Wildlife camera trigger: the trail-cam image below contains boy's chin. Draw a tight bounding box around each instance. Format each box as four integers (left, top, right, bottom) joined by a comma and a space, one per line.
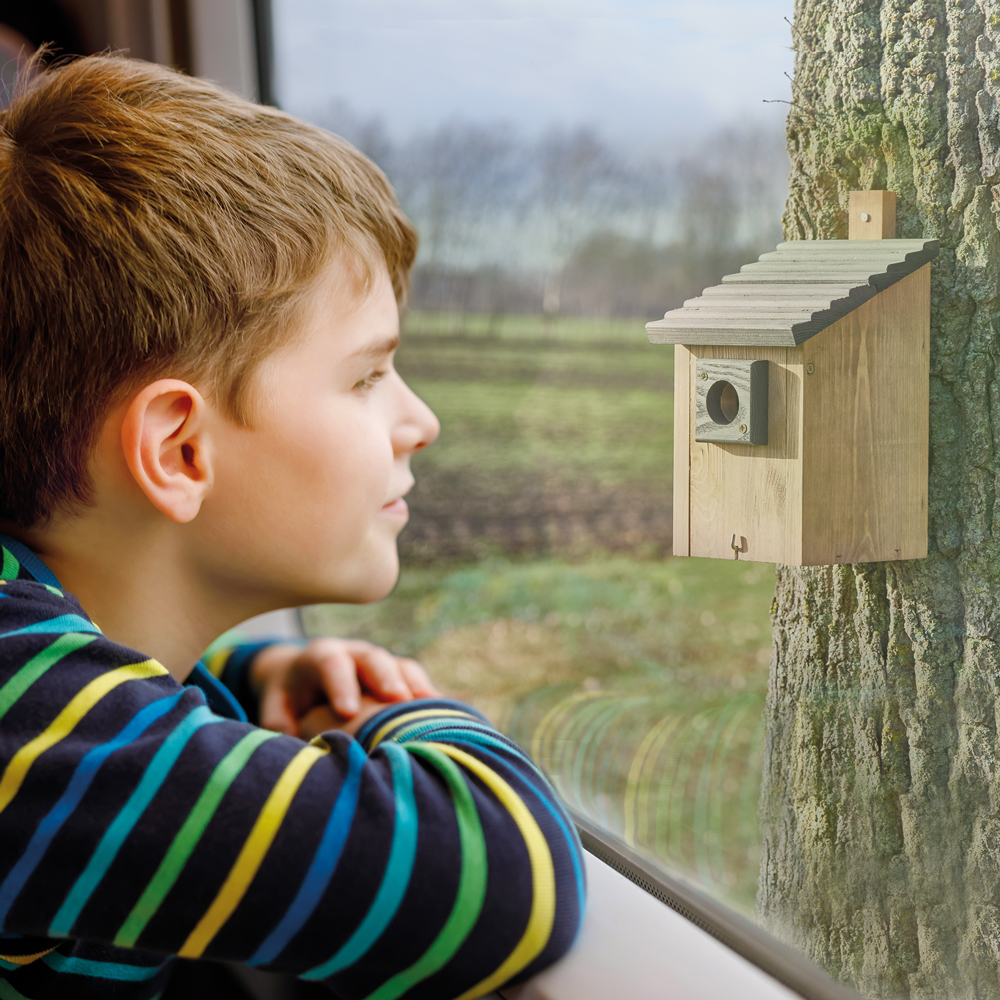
316, 555, 400, 606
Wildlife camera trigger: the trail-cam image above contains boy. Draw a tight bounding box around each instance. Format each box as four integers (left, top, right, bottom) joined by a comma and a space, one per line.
0, 54, 585, 999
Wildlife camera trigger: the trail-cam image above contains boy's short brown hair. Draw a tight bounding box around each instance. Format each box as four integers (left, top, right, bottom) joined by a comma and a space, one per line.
0, 54, 417, 527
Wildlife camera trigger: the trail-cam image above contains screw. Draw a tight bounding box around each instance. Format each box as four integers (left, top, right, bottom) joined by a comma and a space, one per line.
739, 423, 747, 433
806, 363, 815, 374
861, 212, 870, 222
700, 371, 708, 380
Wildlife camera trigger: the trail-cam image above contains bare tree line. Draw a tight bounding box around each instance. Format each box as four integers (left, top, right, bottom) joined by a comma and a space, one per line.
312, 102, 788, 319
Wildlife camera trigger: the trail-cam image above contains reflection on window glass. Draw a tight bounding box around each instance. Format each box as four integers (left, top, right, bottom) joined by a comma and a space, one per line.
277, 0, 791, 947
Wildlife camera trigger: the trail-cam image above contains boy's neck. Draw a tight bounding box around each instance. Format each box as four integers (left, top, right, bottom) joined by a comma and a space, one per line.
5, 516, 269, 682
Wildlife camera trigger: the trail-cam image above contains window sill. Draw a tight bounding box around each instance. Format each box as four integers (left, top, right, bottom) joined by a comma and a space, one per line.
501, 849, 801, 1000
502, 817, 860, 1000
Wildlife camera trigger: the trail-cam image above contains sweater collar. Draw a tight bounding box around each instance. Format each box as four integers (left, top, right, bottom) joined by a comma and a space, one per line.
0, 533, 247, 720
0, 533, 62, 589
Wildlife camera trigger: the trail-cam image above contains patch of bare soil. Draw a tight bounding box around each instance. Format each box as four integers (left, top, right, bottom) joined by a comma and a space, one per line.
401, 471, 671, 563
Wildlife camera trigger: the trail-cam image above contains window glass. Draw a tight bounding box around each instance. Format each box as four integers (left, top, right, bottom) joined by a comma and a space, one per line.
276, 0, 789, 927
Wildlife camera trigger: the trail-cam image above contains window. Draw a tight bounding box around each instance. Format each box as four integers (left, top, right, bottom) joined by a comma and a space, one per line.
275, 0, 796, 962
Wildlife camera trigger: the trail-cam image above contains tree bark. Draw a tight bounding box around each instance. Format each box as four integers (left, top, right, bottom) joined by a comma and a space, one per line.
758, 3, 1000, 998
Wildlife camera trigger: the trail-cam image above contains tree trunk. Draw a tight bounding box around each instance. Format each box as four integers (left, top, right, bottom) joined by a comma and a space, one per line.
758, 3, 1000, 998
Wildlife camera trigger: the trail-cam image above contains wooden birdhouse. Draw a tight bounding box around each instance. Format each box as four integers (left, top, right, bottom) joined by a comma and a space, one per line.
649, 191, 937, 565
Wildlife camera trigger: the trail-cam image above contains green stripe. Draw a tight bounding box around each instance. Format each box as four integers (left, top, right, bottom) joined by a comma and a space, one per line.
114, 728, 279, 947
0, 977, 31, 1000
0, 549, 19, 582
0, 634, 98, 723
365, 744, 487, 1000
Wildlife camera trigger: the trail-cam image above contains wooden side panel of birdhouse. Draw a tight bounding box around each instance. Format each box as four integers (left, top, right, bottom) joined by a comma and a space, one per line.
683, 344, 804, 564
673, 345, 692, 556
799, 265, 929, 565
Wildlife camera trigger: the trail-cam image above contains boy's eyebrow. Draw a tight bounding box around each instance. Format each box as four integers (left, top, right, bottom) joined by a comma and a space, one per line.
349, 334, 400, 362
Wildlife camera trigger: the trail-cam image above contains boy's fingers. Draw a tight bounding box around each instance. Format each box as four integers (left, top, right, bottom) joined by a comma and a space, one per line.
347, 642, 412, 701
298, 704, 340, 741
308, 644, 363, 717
258, 684, 298, 736
398, 657, 440, 697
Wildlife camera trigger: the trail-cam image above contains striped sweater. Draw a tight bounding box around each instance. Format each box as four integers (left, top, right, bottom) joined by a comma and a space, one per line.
0, 535, 585, 999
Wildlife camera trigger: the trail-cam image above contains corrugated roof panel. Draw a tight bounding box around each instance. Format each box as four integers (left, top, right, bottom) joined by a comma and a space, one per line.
646, 238, 939, 346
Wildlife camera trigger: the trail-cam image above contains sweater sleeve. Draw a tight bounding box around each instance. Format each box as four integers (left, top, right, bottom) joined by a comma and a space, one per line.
203, 638, 301, 725
0, 587, 586, 998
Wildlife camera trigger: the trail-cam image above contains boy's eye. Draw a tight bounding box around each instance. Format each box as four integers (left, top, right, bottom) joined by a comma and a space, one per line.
353, 369, 387, 391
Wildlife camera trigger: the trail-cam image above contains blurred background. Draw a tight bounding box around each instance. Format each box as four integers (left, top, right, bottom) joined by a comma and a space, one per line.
276, 0, 794, 916
0, 0, 794, 917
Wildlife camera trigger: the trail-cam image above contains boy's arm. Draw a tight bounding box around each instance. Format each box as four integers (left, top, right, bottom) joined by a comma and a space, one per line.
204, 639, 282, 723
205, 638, 437, 731
0, 624, 585, 996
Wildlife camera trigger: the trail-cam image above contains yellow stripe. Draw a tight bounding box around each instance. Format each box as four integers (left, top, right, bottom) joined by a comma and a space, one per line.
178, 744, 328, 958
205, 649, 231, 679
0, 948, 56, 965
368, 708, 478, 749
0, 660, 167, 817
425, 743, 556, 999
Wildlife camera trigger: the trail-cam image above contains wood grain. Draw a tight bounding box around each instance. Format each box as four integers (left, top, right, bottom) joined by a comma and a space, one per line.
849, 190, 896, 239
799, 264, 929, 563
675, 265, 928, 564
673, 345, 691, 556
646, 239, 937, 347
694, 359, 768, 445
687, 344, 803, 564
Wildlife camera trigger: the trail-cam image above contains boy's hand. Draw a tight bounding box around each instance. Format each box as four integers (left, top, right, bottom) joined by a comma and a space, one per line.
297, 696, 394, 740
249, 638, 438, 737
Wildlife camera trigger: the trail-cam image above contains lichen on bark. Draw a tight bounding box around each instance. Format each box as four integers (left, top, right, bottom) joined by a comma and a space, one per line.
758, 2, 1000, 997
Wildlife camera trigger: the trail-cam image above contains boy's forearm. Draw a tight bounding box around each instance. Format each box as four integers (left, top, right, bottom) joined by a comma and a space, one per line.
0, 621, 585, 997
297, 697, 588, 993
206, 639, 292, 724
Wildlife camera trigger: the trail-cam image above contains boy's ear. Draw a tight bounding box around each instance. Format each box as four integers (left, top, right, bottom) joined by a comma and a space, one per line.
119, 380, 213, 524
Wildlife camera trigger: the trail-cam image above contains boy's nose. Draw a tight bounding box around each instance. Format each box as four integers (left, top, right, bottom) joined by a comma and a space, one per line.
393, 376, 440, 456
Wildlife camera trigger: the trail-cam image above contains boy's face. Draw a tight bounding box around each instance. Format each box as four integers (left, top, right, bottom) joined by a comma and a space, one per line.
197, 260, 439, 607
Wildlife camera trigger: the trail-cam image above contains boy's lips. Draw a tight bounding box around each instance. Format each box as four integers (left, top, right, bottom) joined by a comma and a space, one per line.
381, 478, 414, 518
380, 497, 409, 519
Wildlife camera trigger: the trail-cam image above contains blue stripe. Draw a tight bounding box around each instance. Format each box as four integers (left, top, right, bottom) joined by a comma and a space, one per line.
186, 662, 247, 723
302, 742, 417, 979
249, 740, 366, 966
0, 615, 101, 639
379, 717, 494, 747
354, 700, 489, 747
418, 725, 585, 845
393, 717, 565, 803
41, 951, 166, 981
0, 693, 184, 928
413, 726, 587, 934
0, 535, 61, 588
405, 721, 545, 776
49, 704, 222, 936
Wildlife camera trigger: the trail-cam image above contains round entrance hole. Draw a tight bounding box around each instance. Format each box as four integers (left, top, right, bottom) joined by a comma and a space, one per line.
706, 380, 740, 425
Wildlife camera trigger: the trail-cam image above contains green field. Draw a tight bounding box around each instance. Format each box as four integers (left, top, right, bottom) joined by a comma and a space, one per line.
395, 312, 673, 563
303, 311, 776, 914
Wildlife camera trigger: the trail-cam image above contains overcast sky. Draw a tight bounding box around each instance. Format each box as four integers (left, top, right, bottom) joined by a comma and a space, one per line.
272, 0, 794, 152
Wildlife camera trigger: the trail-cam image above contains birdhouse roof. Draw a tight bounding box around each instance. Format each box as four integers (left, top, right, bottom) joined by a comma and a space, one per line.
646, 238, 939, 347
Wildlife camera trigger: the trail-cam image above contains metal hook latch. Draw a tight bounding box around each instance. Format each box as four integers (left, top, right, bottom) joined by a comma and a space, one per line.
731, 534, 741, 560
